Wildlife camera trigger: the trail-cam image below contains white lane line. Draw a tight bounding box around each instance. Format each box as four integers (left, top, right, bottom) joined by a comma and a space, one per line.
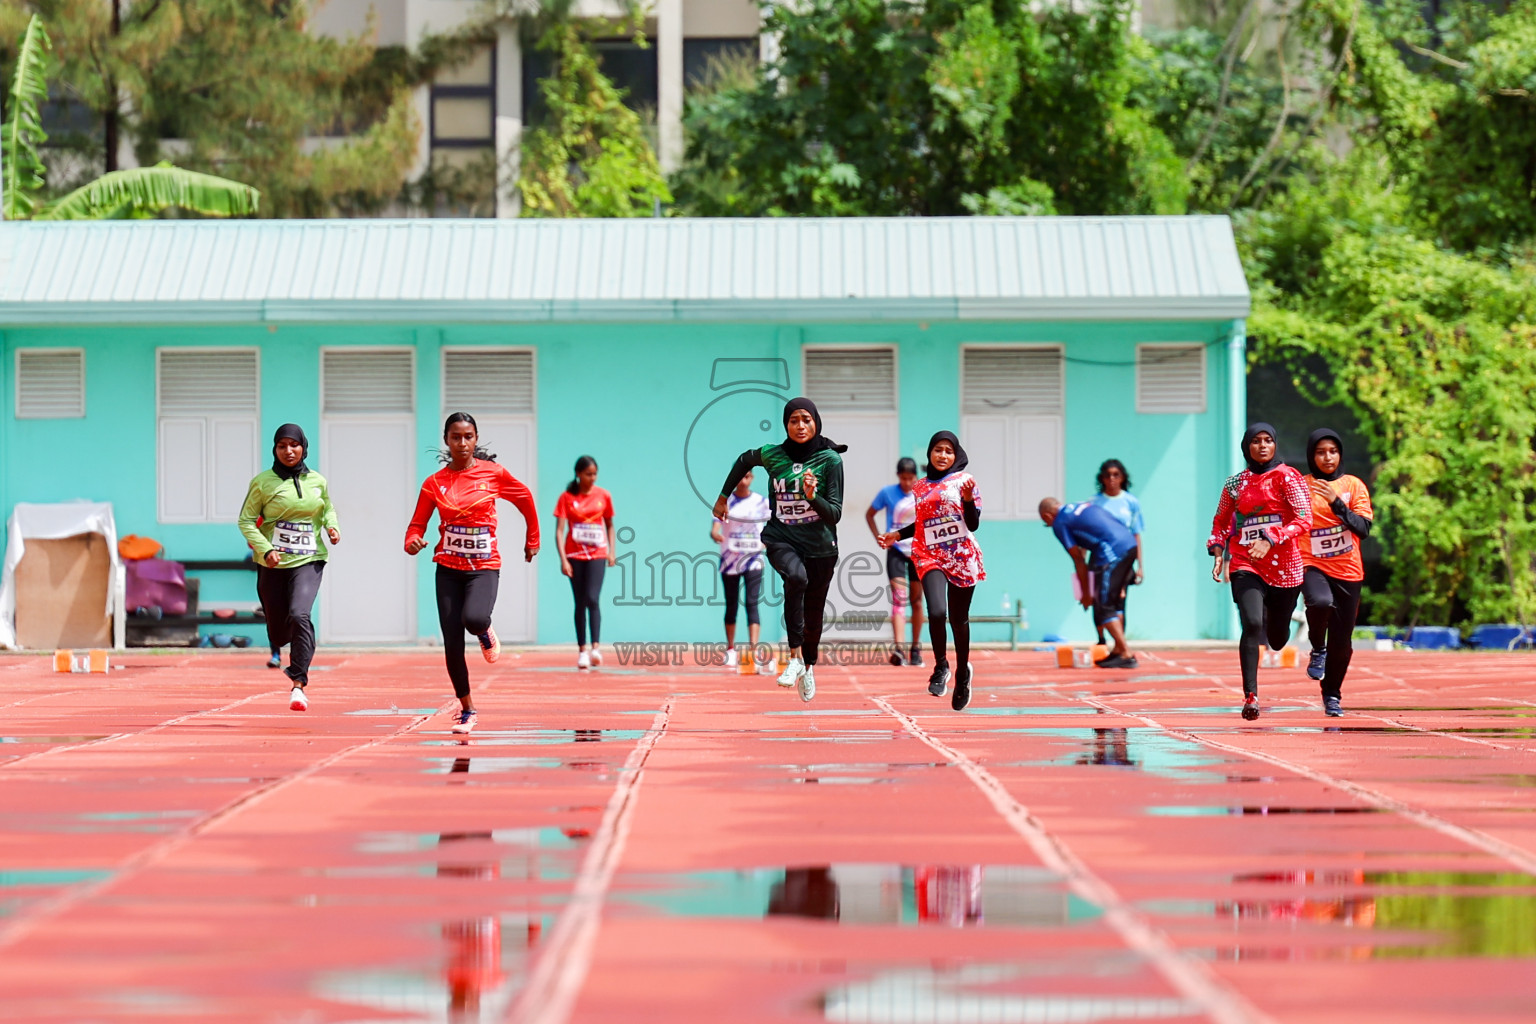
1080, 696, 1536, 877
506, 701, 673, 1024
0, 690, 284, 771
868, 696, 1277, 1024
0, 699, 453, 951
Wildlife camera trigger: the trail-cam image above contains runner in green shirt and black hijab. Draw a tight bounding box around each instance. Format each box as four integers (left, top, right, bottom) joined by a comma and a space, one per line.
715, 398, 846, 703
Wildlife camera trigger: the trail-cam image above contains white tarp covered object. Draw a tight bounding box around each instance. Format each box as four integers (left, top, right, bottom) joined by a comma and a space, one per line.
0, 502, 126, 650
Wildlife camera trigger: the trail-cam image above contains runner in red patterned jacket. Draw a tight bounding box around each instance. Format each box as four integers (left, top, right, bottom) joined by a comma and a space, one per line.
1207, 423, 1312, 721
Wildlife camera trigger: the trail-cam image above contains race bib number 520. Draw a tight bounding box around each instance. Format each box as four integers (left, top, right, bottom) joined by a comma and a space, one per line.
444, 525, 493, 559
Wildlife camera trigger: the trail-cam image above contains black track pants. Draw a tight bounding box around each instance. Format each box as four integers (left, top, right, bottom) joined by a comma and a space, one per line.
765, 541, 837, 666
723, 567, 763, 627
257, 561, 325, 687
569, 559, 605, 646
436, 565, 498, 700
1230, 571, 1301, 696
1302, 567, 1362, 699
922, 570, 976, 681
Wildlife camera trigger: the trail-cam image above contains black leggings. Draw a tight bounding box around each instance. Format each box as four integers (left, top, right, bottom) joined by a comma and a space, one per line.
765, 541, 837, 666
436, 565, 498, 700
257, 561, 325, 687
723, 568, 763, 626
569, 559, 605, 646
1302, 567, 1362, 699
922, 570, 975, 681
1230, 571, 1301, 696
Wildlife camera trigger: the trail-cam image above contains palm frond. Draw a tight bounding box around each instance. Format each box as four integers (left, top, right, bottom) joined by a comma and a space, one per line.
3, 15, 52, 220
40, 164, 260, 220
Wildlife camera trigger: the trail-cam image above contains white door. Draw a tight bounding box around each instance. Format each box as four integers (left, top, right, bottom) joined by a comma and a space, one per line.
319, 350, 417, 643
803, 347, 900, 642
442, 348, 538, 642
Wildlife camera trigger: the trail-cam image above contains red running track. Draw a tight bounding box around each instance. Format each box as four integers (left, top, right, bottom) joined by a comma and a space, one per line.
1, 646, 1534, 1023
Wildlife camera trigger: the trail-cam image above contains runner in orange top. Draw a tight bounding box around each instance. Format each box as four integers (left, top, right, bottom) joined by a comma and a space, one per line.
1300, 428, 1373, 717
553, 455, 616, 670
405, 413, 539, 735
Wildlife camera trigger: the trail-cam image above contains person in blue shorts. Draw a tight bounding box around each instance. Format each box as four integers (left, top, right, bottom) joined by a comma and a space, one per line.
866, 458, 924, 666
1039, 496, 1139, 669
1089, 459, 1144, 644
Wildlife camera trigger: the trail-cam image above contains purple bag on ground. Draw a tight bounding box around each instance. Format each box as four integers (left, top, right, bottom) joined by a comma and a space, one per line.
125, 558, 188, 616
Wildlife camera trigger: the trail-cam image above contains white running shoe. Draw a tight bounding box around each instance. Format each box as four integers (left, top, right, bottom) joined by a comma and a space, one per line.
577, 650, 591, 670
289, 686, 308, 712
451, 709, 477, 734
590, 647, 603, 667
799, 667, 816, 703
777, 657, 805, 689
724, 647, 739, 669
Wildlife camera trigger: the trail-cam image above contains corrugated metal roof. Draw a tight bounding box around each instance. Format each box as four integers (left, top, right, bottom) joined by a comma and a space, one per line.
0, 216, 1249, 325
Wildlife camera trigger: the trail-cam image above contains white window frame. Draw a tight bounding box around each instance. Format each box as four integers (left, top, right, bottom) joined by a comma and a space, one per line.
959, 343, 1064, 520
1135, 342, 1207, 414
156, 347, 261, 524
800, 343, 900, 415
15, 347, 86, 419
320, 346, 417, 417
440, 345, 538, 418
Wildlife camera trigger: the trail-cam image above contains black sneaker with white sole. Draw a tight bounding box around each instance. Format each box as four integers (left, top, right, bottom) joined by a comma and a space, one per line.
927, 664, 950, 697
951, 667, 972, 711
909, 646, 924, 667
1097, 655, 1139, 669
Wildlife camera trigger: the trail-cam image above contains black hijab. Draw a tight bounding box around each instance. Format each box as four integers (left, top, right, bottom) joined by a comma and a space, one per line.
1241, 422, 1282, 475
779, 398, 848, 462
924, 430, 969, 481
1307, 427, 1345, 482
272, 423, 310, 497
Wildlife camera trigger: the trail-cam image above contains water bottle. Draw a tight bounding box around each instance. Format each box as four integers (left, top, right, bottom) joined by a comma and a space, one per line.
1001, 591, 1012, 614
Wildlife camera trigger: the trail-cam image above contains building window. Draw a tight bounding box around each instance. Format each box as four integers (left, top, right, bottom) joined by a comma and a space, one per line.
1136, 343, 1206, 413
802, 347, 897, 413
442, 349, 535, 416
15, 349, 85, 419
157, 349, 260, 524
684, 37, 758, 89
523, 39, 659, 125
960, 345, 1064, 519
430, 44, 497, 211
322, 350, 415, 415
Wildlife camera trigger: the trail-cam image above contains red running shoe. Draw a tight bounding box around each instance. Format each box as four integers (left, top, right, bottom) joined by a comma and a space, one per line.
478, 628, 500, 664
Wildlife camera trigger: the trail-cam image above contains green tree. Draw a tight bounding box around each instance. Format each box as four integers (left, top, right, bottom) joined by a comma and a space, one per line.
517, 18, 671, 217
3, 14, 258, 218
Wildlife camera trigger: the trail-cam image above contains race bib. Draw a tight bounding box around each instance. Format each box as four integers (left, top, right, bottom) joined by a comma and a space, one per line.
775, 492, 818, 525
571, 522, 606, 548
272, 520, 317, 556
923, 514, 967, 549
1310, 525, 1354, 558
444, 525, 494, 560
726, 532, 763, 554
1238, 514, 1282, 547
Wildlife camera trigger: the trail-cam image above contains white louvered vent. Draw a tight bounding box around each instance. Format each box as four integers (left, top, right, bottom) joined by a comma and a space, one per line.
16, 349, 85, 418
443, 349, 535, 415
323, 350, 414, 414
962, 347, 1063, 416
803, 348, 897, 413
158, 349, 259, 416
1137, 344, 1206, 413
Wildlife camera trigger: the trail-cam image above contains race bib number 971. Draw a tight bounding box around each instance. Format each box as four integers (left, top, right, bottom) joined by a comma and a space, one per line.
444, 525, 493, 559
272, 520, 317, 556
1310, 525, 1353, 558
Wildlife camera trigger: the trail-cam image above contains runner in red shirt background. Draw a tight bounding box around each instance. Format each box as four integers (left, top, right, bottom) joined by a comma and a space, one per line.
1207, 422, 1312, 721
554, 455, 616, 671
405, 413, 539, 734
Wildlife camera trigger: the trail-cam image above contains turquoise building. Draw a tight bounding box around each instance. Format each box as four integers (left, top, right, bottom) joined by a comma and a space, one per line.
0, 217, 1249, 647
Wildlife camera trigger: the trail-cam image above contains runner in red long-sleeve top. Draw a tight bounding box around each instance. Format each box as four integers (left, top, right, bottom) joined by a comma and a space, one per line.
405, 413, 540, 736
1207, 423, 1312, 721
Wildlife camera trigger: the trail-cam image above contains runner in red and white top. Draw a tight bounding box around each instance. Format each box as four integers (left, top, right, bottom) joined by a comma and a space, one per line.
554, 455, 616, 670
1206, 422, 1312, 721
878, 431, 984, 712
405, 413, 539, 735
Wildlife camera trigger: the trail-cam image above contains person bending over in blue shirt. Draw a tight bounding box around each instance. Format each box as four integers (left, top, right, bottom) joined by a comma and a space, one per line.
1040, 497, 1139, 669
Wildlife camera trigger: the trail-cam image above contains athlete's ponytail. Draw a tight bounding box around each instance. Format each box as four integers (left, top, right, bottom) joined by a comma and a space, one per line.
566, 455, 597, 495
438, 411, 497, 464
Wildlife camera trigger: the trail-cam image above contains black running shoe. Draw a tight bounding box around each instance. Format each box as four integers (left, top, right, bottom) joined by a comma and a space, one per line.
951, 667, 972, 711
927, 664, 950, 697
888, 650, 904, 667
909, 646, 924, 667
1241, 694, 1260, 721
1097, 655, 1139, 669
1307, 648, 1327, 681
1324, 695, 1342, 717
